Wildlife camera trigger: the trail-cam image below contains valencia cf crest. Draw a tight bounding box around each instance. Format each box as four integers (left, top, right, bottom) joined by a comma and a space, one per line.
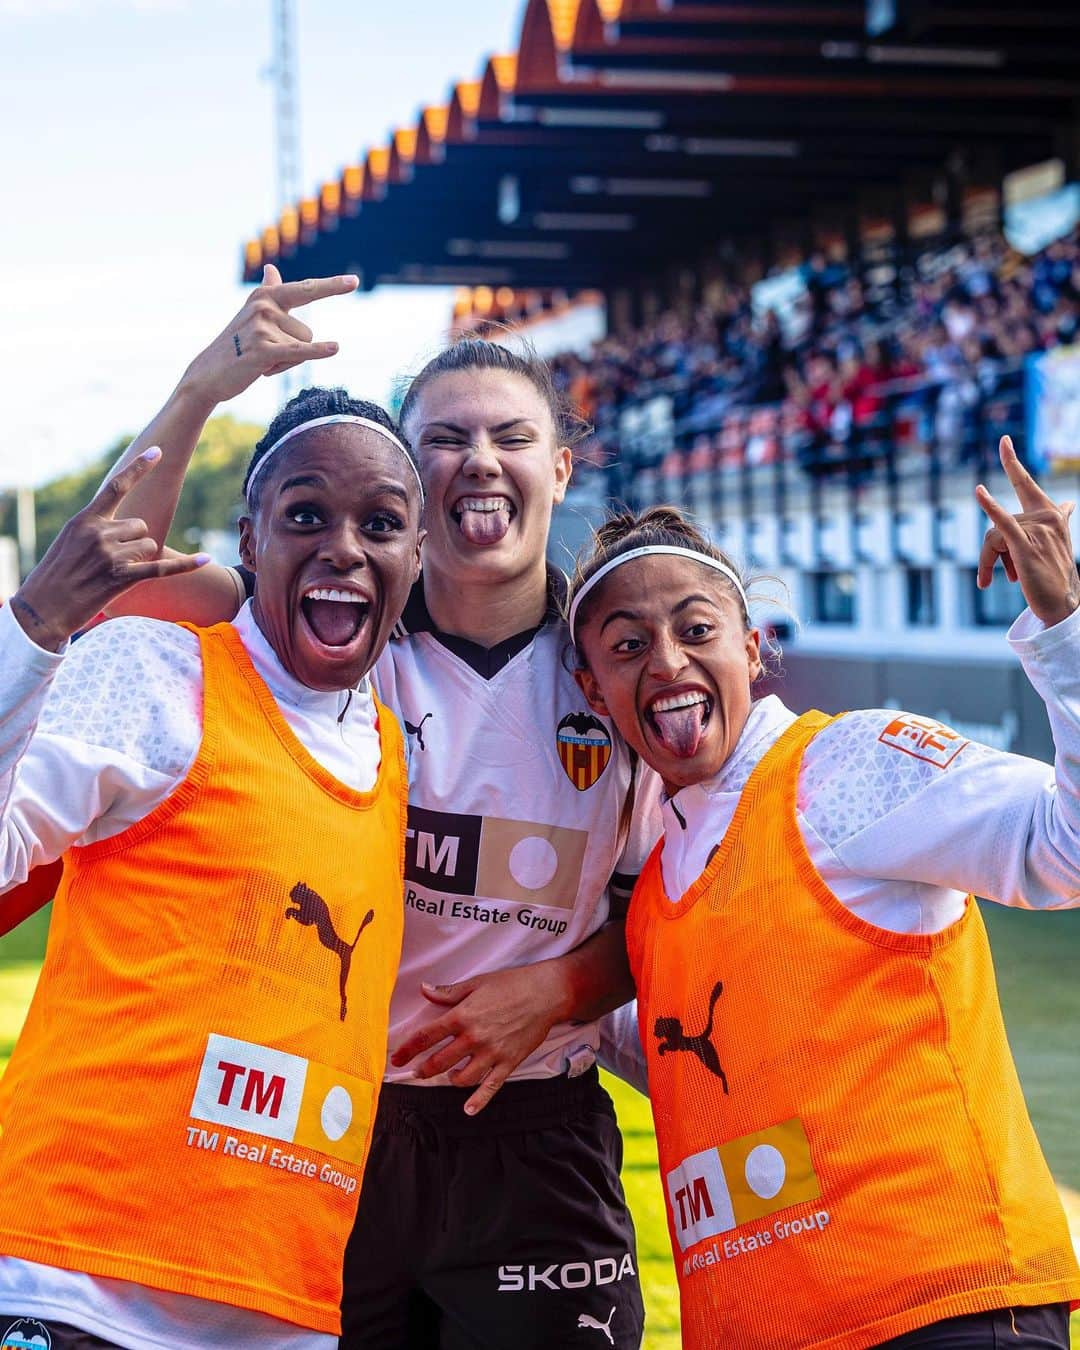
556, 712, 612, 791
1, 1319, 52, 1350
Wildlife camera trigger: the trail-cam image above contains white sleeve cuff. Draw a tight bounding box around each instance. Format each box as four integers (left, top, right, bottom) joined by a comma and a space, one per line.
1008, 603, 1080, 662
1008, 604, 1080, 719
0, 600, 67, 675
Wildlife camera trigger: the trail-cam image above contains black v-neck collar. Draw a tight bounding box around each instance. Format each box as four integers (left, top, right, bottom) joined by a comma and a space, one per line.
394, 567, 567, 680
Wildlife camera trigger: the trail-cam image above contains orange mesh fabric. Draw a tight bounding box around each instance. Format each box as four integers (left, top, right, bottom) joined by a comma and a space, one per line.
0, 623, 407, 1334
628, 710, 1079, 1350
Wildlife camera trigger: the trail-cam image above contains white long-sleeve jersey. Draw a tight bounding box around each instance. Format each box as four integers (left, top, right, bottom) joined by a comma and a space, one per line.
600, 606, 1080, 1094
0, 600, 381, 1350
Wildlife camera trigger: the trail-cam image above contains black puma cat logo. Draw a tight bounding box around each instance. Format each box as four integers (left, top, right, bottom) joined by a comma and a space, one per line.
286, 882, 374, 1021
654, 980, 728, 1091
404, 712, 433, 750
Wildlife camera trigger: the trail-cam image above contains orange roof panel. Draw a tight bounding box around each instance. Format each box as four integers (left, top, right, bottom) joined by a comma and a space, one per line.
388, 127, 418, 183
394, 128, 418, 160
480, 54, 518, 118
455, 80, 481, 116
447, 79, 482, 140
422, 105, 449, 142
362, 146, 390, 200
491, 54, 518, 90
278, 208, 298, 246
415, 104, 450, 165
547, 0, 581, 49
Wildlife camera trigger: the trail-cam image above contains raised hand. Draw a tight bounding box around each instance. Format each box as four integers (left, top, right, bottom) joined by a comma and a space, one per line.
976, 435, 1080, 629
179, 263, 359, 406
10, 449, 210, 652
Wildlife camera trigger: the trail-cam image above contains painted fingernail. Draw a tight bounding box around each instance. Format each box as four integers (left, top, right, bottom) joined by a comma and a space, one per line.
193, 553, 212, 566
142, 446, 162, 461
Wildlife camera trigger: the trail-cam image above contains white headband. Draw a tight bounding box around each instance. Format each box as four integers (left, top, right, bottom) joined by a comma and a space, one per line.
245, 413, 424, 505
568, 544, 750, 643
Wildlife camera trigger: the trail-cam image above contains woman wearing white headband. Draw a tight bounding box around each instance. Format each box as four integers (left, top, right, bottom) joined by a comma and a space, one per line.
568, 441, 1080, 1350
51, 271, 661, 1350
0, 381, 424, 1348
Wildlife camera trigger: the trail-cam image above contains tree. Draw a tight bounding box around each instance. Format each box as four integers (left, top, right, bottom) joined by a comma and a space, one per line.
32, 415, 265, 563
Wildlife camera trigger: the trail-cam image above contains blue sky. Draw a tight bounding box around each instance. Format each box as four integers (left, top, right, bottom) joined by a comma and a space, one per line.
0, 0, 523, 486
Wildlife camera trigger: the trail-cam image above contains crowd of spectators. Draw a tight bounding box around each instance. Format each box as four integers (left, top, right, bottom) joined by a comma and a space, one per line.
548, 223, 1080, 474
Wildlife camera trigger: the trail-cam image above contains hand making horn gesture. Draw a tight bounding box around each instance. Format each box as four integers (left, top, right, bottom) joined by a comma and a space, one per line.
976, 435, 1080, 629
10, 450, 210, 652
179, 263, 359, 405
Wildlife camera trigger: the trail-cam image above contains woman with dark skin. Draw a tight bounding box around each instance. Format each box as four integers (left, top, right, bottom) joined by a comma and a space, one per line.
78, 273, 658, 1348
0, 400, 424, 1349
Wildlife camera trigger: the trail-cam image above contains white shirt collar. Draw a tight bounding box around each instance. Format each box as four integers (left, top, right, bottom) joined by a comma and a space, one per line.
231, 600, 370, 721
661, 694, 795, 834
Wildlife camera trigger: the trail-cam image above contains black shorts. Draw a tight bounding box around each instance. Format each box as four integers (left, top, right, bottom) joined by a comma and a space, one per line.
340, 1067, 644, 1349
875, 1303, 1072, 1348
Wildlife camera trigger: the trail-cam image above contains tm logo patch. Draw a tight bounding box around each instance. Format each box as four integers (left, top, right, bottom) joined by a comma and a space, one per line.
190, 1033, 373, 1164
666, 1118, 820, 1251
405, 806, 587, 909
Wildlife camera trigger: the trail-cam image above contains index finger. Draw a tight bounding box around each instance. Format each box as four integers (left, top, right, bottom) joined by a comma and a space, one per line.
390, 1019, 454, 1067
464, 1067, 510, 1116
90, 447, 162, 520
269, 273, 359, 312
999, 436, 1054, 514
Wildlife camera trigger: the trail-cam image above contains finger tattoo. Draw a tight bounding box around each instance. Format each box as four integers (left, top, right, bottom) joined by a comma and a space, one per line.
233, 334, 243, 358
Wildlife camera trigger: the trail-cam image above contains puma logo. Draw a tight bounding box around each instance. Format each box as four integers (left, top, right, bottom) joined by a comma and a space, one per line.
654, 980, 728, 1091
578, 1307, 615, 1344
404, 711, 433, 750
286, 882, 374, 1021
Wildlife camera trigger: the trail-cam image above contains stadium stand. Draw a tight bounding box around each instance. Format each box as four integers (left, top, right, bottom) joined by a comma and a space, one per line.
546, 222, 1080, 500
237, 0, 1080, 759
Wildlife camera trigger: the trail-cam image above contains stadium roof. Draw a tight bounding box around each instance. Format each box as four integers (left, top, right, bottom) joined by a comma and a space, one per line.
241, 0, 1080, 292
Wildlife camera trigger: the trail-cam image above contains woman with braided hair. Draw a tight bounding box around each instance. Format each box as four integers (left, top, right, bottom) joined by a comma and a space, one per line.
58, 274, 661, 1349
0, 386, 424, 1347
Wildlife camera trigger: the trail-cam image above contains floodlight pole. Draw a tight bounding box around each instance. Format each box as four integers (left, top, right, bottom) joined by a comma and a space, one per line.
270, 0, 304, 398
272, 0, 301, 217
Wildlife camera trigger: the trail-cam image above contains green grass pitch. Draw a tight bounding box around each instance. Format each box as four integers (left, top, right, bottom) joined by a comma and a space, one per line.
1, 902, 1077, 1348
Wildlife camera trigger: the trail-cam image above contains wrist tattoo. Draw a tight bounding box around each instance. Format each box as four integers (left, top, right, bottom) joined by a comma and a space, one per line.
12, 593, 48, 633
233, 333, 243, 358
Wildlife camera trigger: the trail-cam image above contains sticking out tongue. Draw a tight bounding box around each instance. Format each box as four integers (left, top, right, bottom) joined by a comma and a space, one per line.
458, 504, 511, 545
652, 702, 708, 758
304, 599, 363, 648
